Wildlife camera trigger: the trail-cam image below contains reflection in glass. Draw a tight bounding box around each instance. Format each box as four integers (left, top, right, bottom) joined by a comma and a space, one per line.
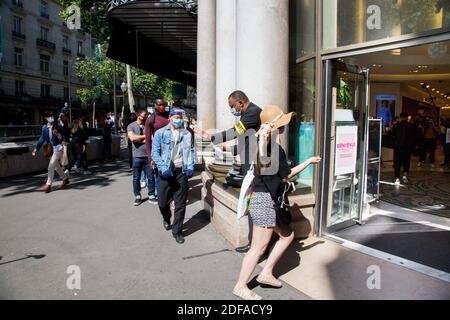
289, 59, 316, 188
291, 0, 316, 59
323, 0, 450, 50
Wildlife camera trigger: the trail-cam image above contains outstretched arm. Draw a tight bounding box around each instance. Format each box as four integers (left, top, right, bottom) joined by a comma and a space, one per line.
288, 156, 321, 180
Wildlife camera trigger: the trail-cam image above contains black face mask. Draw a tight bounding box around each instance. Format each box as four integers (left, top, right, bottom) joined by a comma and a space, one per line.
278, 127, 285, 134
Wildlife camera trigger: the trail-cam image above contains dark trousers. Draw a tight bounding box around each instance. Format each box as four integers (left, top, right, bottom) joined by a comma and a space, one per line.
128, 139, 133, 168
419, 138, 437, 163
133, 157, 155, 197
444, 143, 450, 165
70, 143, 88, 171
394, 147, 411, 179
158, 169, 188, 236
103, 137, 112, 159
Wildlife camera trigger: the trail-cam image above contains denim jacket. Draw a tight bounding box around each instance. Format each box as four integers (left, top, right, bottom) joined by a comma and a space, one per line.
36, 124, 65, 152
151, 124, 195, 174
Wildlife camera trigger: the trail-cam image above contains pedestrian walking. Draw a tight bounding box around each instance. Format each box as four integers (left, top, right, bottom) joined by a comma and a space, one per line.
151, 108, 195, 244
232, 105, 321, 300
127, 108, 157, 206
32, 115, 69, 193
70, 117, 92, 175
144, 98, 171, 198
392, 112, 415, 185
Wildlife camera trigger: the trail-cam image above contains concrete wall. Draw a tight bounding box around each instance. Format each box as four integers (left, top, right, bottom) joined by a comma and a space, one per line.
0, 135, 121, 178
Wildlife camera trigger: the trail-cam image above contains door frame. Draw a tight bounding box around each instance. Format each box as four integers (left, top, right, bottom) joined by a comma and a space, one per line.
318, 59, 369, 235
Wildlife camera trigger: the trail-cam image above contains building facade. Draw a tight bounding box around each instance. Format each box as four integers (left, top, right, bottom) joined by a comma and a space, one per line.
0, 0, 95, 125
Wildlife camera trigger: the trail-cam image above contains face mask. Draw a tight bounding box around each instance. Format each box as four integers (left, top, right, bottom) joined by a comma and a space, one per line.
231, 107, 241, 117
278, 126, 285, 134
172, 119, 184, 129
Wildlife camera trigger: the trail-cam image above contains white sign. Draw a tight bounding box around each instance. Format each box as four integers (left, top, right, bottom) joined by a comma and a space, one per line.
335, 126, 358, 176
446, 128, 450, 144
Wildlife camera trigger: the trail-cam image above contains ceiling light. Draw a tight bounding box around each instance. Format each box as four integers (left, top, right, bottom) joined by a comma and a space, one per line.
432, 88, 436, 91
427, 85, 430, 88
437, 90, 440, 93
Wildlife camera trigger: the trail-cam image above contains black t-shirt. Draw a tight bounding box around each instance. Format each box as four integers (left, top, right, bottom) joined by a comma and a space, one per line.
210, 102, 262, 175
252, 143, 292, 199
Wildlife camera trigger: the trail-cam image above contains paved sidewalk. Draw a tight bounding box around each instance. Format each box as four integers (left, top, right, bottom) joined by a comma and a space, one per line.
0, 159, 309, 300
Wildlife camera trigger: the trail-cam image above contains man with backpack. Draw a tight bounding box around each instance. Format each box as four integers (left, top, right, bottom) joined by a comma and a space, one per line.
144, 98, 171, 201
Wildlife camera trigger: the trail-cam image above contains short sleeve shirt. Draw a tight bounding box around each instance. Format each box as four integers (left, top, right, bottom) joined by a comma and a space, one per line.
127, 122, 147, 158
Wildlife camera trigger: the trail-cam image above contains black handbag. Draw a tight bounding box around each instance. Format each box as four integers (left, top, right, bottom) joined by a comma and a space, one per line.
262, 176, 293, 228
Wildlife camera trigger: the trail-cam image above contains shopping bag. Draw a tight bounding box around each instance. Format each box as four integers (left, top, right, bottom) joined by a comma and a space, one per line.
237, 165, 254, 219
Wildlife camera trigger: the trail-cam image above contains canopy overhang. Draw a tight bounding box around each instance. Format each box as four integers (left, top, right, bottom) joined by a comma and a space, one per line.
106, 0, 197, 86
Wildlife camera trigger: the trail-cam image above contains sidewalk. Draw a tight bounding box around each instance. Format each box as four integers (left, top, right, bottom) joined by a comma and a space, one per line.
0, 159, 308, 300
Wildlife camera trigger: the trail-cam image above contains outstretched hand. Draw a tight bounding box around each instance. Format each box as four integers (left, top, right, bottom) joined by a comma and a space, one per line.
309, 156, 322, 164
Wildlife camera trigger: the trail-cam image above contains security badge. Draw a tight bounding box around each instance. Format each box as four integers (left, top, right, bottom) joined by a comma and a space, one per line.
234, 121, 247, 135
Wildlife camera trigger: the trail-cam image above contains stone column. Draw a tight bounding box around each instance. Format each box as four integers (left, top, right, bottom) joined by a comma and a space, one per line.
236, 0, 289, 146
215, 0, 237, 131
197, 0, 216, 130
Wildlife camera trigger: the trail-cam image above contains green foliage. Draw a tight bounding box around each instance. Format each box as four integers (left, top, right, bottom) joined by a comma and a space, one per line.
59, 0, 109, 41
338, 79, 352, 109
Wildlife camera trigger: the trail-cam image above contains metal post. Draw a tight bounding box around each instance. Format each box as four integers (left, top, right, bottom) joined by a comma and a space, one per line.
68, 59, 72, 124
113, 60, 118, 134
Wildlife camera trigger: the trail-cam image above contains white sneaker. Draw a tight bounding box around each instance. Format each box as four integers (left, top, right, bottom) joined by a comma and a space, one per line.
64, 169, 70, 176
83, 170, 92, 175
140, 181, 146, 188
394, 178, 401, 186
71, 166, 80, 173
402, 176, 409, 184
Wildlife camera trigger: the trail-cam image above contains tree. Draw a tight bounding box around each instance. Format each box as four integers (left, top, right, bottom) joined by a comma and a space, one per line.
59, 0, 109, 41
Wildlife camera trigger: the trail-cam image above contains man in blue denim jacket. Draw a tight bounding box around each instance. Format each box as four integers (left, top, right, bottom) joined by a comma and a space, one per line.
152, 108, 195, 244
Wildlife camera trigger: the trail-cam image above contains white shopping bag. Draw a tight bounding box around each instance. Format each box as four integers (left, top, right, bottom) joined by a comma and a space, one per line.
237, 165, 254, 220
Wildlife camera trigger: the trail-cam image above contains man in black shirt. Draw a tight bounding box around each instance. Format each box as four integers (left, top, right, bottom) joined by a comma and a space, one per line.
201, 90, 262, 253
201, 90, 262, 176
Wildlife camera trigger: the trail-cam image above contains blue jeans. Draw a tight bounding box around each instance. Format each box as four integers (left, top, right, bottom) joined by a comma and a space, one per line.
133, 157, 155, 197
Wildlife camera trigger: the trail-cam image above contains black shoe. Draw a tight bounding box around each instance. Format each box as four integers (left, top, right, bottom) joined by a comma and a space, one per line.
163, 220, 172, 231
173, 233, 184, 244
235, 243, 251, 253
133, 196, 142, 206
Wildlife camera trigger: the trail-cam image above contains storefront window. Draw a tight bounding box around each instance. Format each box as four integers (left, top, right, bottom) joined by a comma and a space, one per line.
289, 59, 316, 189
323, 0, 450, 50
291, 0, 316, 59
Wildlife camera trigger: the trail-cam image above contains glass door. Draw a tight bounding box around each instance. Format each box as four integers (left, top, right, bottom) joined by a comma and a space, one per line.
319, 60, 369, 234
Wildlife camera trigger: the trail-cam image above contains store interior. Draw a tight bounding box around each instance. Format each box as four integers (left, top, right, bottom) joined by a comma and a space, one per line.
333, 40, 450, 274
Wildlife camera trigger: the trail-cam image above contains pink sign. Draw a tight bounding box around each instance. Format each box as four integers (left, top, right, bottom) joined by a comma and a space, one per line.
335, 126, 358, 176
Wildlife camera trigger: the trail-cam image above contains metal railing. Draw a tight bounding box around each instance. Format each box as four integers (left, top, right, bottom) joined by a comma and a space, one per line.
0, 125, 42, 139
106, 0, 197, 15
36, 38, 56, 51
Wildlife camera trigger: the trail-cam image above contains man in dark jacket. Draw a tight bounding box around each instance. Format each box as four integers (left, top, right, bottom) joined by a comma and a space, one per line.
392, 112, 415, 185
201, 90, 262, 176
201, 90, 262, 253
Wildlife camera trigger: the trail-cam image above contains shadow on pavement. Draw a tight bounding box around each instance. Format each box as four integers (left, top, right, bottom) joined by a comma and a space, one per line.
182, 209, 211, 237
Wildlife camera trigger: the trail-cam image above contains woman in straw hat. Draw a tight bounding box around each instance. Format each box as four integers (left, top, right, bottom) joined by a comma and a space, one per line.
233, 105, 321, 300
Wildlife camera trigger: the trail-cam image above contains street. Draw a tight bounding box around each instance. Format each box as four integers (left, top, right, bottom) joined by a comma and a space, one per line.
0, 159, 309, 300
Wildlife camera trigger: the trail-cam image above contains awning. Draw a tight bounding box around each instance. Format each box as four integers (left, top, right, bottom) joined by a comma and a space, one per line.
106, 0, 197, 86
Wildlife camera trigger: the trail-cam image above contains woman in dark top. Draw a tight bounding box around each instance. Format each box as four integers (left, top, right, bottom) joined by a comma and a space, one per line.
233, 105, 321, 300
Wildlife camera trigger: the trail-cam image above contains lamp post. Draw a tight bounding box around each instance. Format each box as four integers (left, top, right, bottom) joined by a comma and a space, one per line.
67, 58, 72, 124
120, 81, 127, 130
113, 60, 117, 134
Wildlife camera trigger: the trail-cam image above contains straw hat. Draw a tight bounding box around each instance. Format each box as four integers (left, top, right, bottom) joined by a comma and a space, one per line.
256, 105, 295, 136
